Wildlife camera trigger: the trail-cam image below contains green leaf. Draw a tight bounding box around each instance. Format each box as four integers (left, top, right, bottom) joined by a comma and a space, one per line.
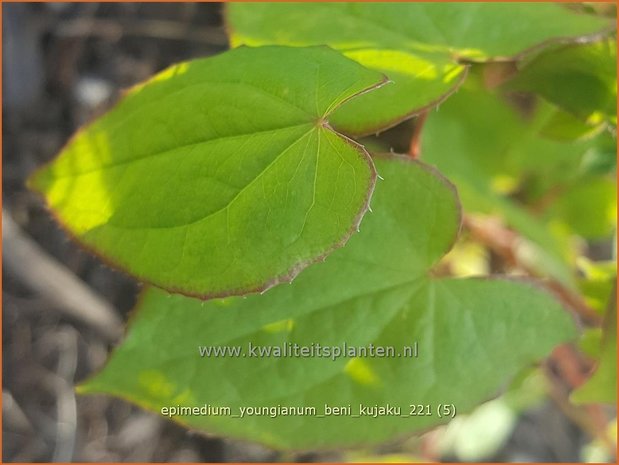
28, 46, 387, 298
79, 156, 575, 449
506, 40, 617, 122
580, 141, 618, 176
539, 108, 607, 142
572, 290, 617, 405
421, 84, 615, 286
328, 49, 466, 136
577, 259, 616, 314
547, 177, 617, 239
579, 328, 604, 359
227, 2, 611, 135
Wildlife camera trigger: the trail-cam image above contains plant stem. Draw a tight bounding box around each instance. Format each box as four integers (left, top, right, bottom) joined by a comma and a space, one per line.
463, 214, 602, 325
408, 111, 428, 159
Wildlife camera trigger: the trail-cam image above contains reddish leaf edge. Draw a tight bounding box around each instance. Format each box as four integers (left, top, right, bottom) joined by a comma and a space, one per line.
25, 62, 389, 301
76, 154, 576, 451
341, 65, 470, 138
344, 28, 615, 137
77, 278, 575, 452
456, 24, 616, 64
223, 2, 615, 137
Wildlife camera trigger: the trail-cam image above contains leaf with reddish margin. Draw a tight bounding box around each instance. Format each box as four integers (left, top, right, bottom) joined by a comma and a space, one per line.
28, 46, 387, 299
227, 2, 612, 135
79, 155, 575, 449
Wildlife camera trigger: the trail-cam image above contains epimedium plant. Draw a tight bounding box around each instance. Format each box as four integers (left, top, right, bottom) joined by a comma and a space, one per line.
29, 2, 616, 452
29, 46, 386, 298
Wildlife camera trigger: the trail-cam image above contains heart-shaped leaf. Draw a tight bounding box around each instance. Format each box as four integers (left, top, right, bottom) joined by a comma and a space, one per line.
227, 2, 611, 135
79, 155, 575, 449
28, 46, 387, 298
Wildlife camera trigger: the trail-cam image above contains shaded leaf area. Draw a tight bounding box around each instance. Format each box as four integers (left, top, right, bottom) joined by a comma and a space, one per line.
506, 40, 617, 125
538, 108, 609, 143
572, 289, 617, 405
545, 179, 617, 240
80, 156, 575, 449
28, 46, 386, 299
421, 81, 617, 287
227, 2, 611, 135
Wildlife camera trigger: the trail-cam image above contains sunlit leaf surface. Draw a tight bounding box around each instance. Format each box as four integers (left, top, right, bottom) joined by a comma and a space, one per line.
228, 2, 611, 134
29, 46, 386, 298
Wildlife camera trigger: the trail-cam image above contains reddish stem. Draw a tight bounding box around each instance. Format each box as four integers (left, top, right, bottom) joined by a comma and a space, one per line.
463, 215, 602, 325
408, 111, 429, 159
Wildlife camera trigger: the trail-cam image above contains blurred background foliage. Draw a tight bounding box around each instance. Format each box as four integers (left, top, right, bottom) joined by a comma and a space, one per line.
3, 2, 617, 462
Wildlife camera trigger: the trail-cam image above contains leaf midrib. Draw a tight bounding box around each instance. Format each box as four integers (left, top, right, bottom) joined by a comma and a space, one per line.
45, 122, 314, 181
104, 125, 318, 231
